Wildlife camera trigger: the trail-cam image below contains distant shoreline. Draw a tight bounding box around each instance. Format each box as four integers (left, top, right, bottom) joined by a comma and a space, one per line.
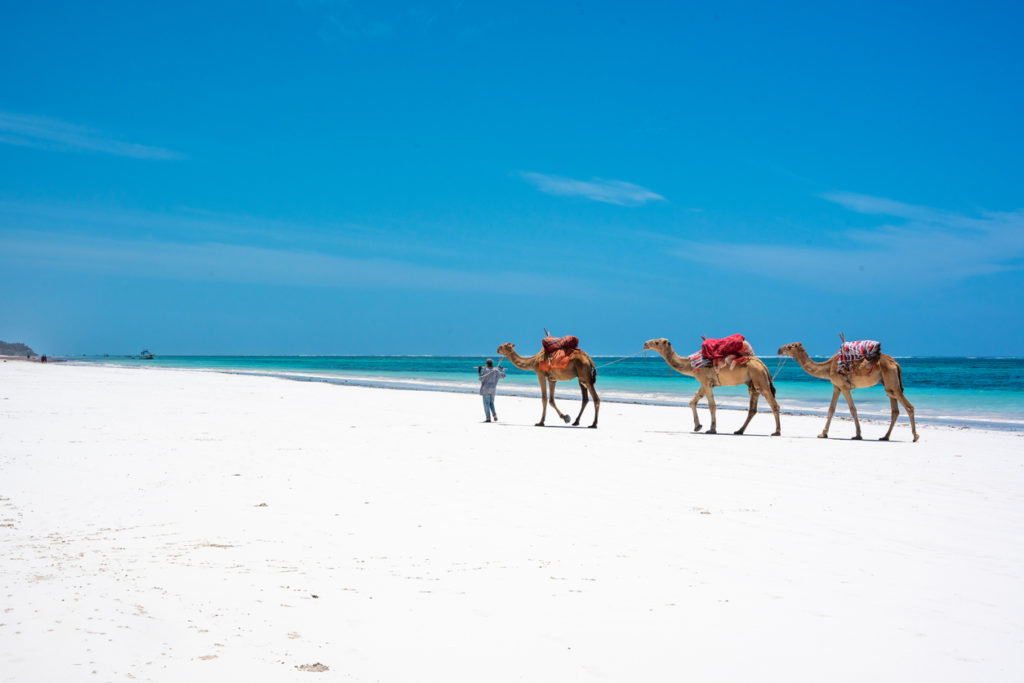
64, 358, 1024, 432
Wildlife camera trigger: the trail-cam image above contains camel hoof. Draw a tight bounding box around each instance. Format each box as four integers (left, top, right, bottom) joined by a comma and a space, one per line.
562, 415, 571, 424
733, 429, 744, 435
707, 429, 717, 435
878, 436, 890, 441
572, 421, 580, 426
535, 422, 545, 427
588, 424, 598, 429
818, 433, 828, 439
913, 434, 920, 443
771, 431, 781, 437
693, 425, 702, 432
851, 435, 863, 441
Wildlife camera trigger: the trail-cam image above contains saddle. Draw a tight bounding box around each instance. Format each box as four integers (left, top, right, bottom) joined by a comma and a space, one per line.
699, 333, 754, 369
540, 335, 581, 372
837, 340, 881, 375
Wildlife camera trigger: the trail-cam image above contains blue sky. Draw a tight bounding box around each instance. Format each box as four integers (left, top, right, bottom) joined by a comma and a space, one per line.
1, 1, 1022, 355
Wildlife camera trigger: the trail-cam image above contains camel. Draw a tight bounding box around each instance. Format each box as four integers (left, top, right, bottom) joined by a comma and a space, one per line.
777, 342, 918, 442
642, 338, 781, 436
496, 342, 600, 428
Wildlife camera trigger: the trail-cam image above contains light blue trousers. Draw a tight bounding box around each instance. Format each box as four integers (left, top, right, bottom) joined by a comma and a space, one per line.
482, 393, 496, 419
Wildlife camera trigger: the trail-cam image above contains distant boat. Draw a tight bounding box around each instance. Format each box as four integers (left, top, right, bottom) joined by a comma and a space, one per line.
139, 349, 155, 359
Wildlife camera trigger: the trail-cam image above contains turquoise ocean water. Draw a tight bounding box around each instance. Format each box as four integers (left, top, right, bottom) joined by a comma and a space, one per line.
71, 354, 1024, 431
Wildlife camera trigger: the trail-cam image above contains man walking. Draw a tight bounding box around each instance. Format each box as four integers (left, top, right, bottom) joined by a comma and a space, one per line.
477, 358, 505, 423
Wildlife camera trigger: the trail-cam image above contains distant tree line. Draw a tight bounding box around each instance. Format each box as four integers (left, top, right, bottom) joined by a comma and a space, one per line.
0, 340, 36, 356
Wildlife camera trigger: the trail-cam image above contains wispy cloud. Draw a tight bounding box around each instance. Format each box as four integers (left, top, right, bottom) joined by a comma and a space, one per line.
0, 199, 585, 297
670, 193, 1024, 289
0, 201, 654, 302
0, 200, 488, 263
0, 232, 578, 293
0, 112, 184, 160
520, 172, 666, 206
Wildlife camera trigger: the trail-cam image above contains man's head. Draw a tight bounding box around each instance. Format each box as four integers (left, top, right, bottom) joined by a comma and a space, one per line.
485, 359, 494, 368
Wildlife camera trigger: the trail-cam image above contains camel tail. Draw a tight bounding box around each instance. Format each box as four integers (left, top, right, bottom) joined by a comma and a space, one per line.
591, 364, 598, 386
897, 362, 904, 394
769, 375, 776, 397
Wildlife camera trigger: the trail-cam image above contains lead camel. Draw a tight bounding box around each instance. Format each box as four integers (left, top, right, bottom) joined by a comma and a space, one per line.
496, 342, 600, 428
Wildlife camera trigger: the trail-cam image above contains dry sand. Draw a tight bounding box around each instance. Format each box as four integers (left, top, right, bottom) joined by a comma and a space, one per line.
1, 361, 1022, 682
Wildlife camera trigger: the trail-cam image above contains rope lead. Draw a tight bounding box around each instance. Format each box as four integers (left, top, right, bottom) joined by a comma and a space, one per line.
772, 356, 789, 381
595, 350, 646, 369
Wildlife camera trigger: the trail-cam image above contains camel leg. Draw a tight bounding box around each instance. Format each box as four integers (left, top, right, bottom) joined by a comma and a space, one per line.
536, 375, 548, 426
734, 385, 758, 435
820, 387, 840, 438
586, 381, 600, 428
750, 368, 782, 436
689, 387, 705, 432
880, 397, 899, 441
547, 378, 570, 424
897, 392, 919, 442
573, 382, 588, 426
763, 386, 782, 436
841, 389, 862, 440
706, 387, 718, 434
882, 360, 918, 442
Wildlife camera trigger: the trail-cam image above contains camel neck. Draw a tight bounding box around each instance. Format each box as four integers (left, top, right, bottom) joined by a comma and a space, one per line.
654, 345, 695, 377
503, 349, 541, 371
791, 346, 832, 379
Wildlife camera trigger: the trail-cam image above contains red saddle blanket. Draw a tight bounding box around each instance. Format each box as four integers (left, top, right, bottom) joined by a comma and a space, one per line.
540, 335, 581, 372
543, 335, 579, 355
700, 334, 753, 366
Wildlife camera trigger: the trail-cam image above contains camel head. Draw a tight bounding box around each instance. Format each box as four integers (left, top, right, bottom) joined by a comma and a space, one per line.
496, 342, 515, 357
643, 338, 671, 353
777, 342, 804, 357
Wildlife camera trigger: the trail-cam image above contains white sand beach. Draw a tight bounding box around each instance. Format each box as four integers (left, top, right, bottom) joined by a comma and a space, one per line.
1, 361, 1022, 682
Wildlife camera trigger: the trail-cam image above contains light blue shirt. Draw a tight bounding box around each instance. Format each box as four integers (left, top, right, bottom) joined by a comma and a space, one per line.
478, 367, 505, 394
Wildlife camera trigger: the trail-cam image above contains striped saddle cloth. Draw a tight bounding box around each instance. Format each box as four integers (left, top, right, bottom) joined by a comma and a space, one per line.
689, 351, 713, 369
837, 340, 881, 374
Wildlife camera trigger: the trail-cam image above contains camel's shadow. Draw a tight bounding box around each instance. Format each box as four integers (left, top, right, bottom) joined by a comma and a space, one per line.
644, 429, 907, 442
492, 422, 594, 430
